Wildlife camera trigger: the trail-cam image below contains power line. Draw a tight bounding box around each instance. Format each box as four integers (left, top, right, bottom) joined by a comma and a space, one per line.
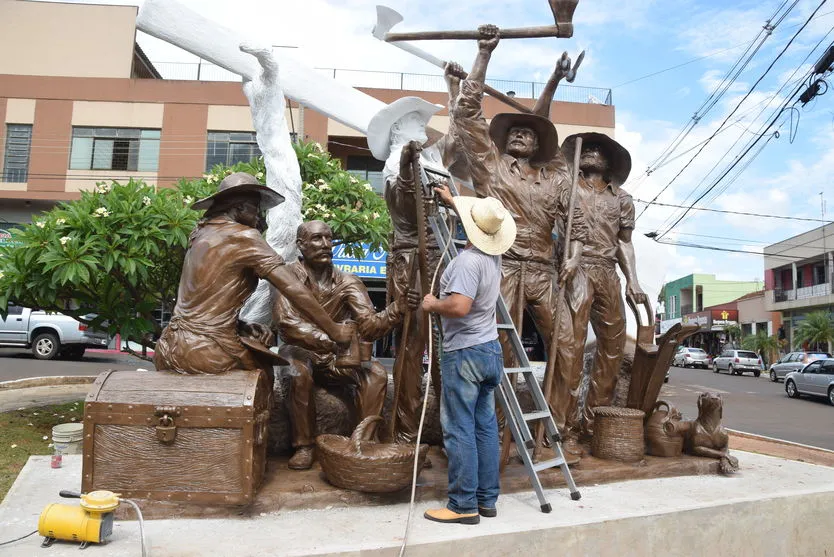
635, 1, 825, 218
650, 237, 814, 260
660, 28, 834, 233
633, 198, 832, 222
648, 0, 831, 233
611, 7, 834, 90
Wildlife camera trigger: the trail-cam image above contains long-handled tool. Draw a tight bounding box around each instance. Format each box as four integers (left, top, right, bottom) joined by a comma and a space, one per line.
380, 0, 579, 41
373, 6, 534, 115
535, 136, 583, 460
412, 149, 442, 400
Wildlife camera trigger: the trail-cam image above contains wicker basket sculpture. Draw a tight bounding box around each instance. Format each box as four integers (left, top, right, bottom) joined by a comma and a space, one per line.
591, 406, 646, 462
316, 416, 429, 493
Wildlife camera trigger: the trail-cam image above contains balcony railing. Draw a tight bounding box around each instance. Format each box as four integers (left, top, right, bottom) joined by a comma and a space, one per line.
680, 304, 693, 316
774, 283, 832, 302
150, 62, 613, 106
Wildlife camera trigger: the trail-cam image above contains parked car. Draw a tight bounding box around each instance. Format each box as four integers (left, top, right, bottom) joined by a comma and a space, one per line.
712, 349, 763, 377
769, 351, 831, 382
0, 303, 109, 360
672, 346, 710, 369
784, 358, 834, 405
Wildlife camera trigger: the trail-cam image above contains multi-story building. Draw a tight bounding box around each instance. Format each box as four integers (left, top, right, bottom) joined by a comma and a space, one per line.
764, 222, 834, 350
1, 0, 616, 358
660, 273, 762, 321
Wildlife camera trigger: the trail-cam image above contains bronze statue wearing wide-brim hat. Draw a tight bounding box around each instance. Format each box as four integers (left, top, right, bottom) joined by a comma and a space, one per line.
192, 171, 285, 211
489, 113, 559, 166
561, 132, 632, 187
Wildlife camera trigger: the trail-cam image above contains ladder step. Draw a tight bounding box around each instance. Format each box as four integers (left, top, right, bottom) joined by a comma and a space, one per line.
522, 411, 551, 421
533, 457, 566, 472
504, 367, 536, 374
496, 323, 516, 330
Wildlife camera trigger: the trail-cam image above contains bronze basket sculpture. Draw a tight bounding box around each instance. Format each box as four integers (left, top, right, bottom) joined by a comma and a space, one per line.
316, 415, 429, 493
591, 406, 646, 462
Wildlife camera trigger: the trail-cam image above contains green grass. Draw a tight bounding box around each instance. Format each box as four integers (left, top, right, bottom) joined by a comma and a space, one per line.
0, 401, 85, 501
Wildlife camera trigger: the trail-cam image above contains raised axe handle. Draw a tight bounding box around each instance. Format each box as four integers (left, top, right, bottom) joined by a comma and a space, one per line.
385, 24, 572, 42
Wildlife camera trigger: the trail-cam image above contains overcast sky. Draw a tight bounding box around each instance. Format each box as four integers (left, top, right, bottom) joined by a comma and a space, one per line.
39, 0, 834, 298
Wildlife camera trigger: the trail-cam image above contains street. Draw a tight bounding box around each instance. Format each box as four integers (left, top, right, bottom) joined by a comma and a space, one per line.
0, 348, 150, 382
660, 365, 834, 451
1, 351, 832, 451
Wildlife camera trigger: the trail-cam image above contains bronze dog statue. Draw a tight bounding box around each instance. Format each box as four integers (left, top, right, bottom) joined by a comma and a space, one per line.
675, 392, 739, 475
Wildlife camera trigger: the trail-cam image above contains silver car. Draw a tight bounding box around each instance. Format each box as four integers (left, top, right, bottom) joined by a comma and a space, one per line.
785, 358, 834, 405
769, 351, 831, 382
712, 349, 763, 377
673, 346, 710, 369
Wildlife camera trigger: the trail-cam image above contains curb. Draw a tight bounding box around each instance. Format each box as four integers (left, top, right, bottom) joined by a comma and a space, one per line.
728, 428, 834, 455
0, 375, 97, 391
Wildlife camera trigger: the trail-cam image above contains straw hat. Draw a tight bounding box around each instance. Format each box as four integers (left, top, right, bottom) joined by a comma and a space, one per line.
488, 113, 559, 166
561, 132, 632, 187
367, 97, 444, 161
192, 172, 284, 211
452, 196, 517, 255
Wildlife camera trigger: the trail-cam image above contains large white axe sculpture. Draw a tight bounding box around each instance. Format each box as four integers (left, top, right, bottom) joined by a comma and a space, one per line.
137, 0, 392, 323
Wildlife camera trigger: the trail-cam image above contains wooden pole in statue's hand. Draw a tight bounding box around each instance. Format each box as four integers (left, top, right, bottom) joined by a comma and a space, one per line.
412, 147, 442, 400
535, 136, 583, 460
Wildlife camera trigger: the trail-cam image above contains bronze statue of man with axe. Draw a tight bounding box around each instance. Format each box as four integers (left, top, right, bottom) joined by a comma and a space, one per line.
452, 26, 588, 438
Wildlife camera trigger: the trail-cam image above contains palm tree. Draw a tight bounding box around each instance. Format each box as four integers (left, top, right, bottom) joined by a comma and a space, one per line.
741, 331, 781, 367
795, 311, 834, 352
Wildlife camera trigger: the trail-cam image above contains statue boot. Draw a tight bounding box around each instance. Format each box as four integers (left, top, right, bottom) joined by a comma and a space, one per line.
288, 445, 315, 470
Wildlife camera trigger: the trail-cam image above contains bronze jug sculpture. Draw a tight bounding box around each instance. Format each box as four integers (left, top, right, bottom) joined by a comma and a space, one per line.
645, 400, 684, 457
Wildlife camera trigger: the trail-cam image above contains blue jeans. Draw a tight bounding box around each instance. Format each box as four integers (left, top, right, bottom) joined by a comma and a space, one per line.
440, 339, 502, 514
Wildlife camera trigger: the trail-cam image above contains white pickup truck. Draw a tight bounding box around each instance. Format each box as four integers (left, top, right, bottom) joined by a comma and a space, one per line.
0, 304, 109, 360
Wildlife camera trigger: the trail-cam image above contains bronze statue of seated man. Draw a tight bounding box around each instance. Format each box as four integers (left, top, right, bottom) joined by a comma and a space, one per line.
273, 220, 419, 470
154, 172, 353, 376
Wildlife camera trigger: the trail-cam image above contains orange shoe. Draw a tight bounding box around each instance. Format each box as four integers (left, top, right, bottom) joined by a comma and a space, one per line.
423, 507, 480, 525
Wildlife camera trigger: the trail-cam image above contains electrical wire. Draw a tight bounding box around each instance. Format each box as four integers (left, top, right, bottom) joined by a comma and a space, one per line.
635, 0, 824, 216
633, 199, 832, 222
0, 529, 38, 547
398, 205, 455, 557
122, 499, 148, 557
636, 0, 797, 189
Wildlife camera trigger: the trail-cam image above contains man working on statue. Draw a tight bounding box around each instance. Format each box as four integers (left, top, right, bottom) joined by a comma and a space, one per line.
421, 186, 515, 525
557, 133, 648, 446
154, 172, 354, 375
451, 25, 587, 407
273, 220, 420, 470
365, 62, 467, 444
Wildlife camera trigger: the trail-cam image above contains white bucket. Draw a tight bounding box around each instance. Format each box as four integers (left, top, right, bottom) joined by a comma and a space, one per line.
52, 423, 84, 455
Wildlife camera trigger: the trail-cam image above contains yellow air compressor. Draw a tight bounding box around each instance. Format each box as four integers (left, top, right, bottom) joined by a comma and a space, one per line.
38, 490, 120, 549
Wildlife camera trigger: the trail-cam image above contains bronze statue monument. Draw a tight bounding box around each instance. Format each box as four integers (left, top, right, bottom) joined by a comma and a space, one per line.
273, 220, 419, 469
153, 172, 354, 375
367, 63, 466, 443
555, 133, 647, 446
453, 26, 587, 405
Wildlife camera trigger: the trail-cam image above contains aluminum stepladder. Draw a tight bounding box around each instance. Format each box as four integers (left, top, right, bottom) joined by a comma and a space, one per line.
420, 165, 581, 512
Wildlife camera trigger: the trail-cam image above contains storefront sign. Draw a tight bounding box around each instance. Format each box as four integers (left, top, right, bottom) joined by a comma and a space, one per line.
711, 309, 738, 329
682, 311, 711, 330
0, 227, 23, 249
332, 243, 386, 278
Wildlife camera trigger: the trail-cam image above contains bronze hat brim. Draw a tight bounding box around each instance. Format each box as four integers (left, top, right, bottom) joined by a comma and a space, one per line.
561, 132, 632, 187
239, 336, 290, 366
191, 183, 285, 212
488, 113, 559, 166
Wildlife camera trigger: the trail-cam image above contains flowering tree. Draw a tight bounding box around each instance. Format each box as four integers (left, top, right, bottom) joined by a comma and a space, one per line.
0, 141, 390, 357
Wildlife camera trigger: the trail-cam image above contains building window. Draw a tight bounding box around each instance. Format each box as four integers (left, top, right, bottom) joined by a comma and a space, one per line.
2, 124, 33, 182
668, 295, 678, 317
70, 127, 160, 171
346, 156, 385, 194
206, 131, 261, 171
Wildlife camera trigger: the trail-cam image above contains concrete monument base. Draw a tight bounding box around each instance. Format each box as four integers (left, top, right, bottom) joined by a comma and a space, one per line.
2, 442, 833, 556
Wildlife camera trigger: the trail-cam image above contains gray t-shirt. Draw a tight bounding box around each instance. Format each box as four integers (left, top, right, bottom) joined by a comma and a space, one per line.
439, 247, 501, 352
